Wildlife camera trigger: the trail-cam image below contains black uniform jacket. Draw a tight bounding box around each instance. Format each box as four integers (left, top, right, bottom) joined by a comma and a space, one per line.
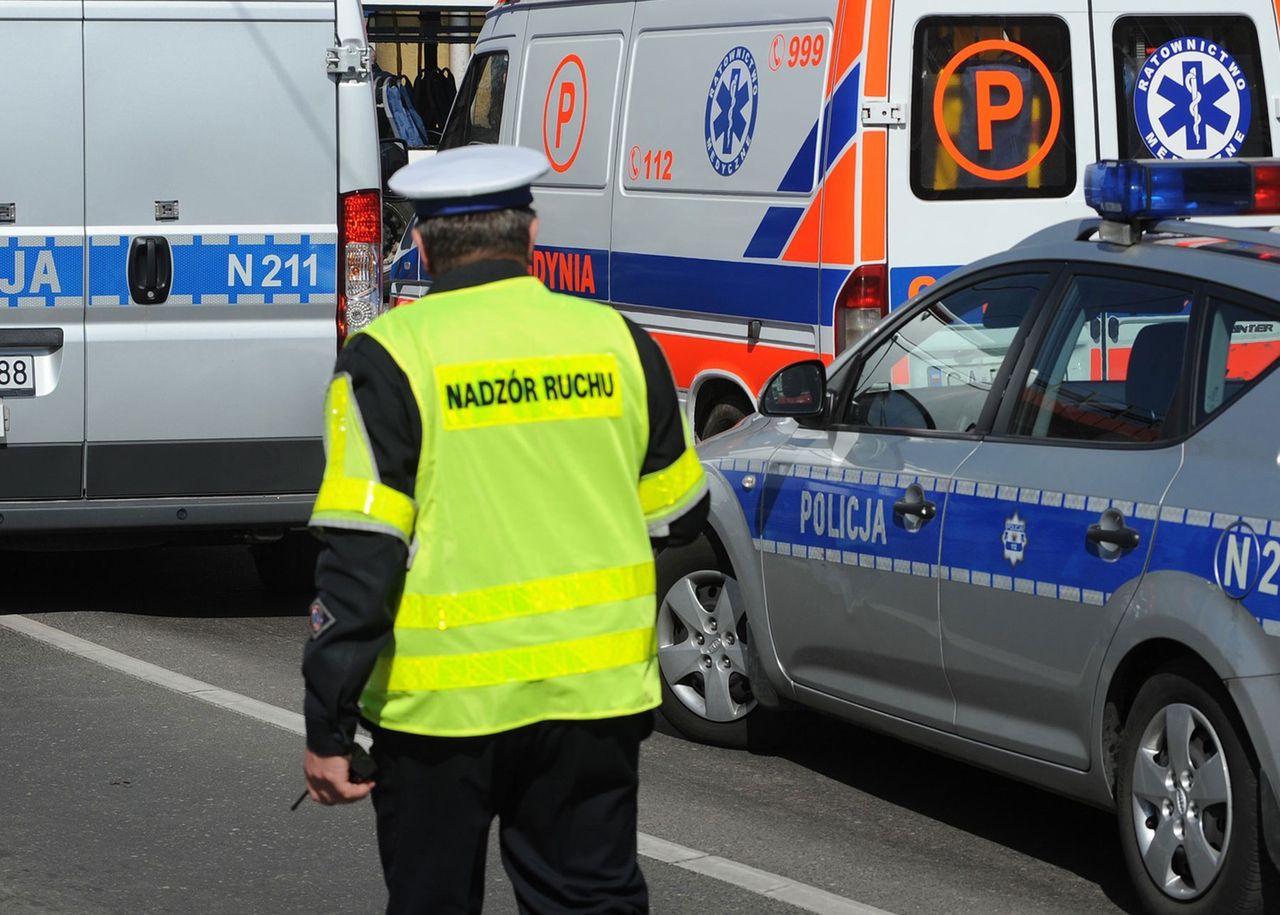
303, 258, 710, 755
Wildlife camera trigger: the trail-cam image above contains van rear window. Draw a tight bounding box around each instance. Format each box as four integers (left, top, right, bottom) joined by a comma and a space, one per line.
1113, 17, 1271, 161
911, 17, 1077, 201
440, 52, 509, 149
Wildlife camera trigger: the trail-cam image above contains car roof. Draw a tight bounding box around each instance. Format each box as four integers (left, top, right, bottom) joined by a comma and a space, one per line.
944, 218, 1280, 301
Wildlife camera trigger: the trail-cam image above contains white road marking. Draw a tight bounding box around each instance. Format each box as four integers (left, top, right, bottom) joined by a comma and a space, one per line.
2, 613, 896, 915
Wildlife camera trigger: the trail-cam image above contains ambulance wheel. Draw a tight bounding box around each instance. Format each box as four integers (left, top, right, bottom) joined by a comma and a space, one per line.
251, 532, 320, 597
1117, 665, 1277, 915
655, 539, 785, 750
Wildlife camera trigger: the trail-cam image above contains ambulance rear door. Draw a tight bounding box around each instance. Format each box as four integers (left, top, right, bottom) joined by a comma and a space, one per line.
0, 1, 87, 502
81, 0, 339, 500
1091, 1, 1280, 163
884, 2, 1095, 308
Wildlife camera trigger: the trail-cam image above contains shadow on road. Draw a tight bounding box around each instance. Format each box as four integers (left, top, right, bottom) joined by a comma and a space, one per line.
657, 708, 1145, 914
0, 545, 304, 619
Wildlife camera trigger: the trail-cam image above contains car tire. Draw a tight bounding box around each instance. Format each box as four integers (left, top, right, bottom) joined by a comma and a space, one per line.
655, 538, 786, 750
700, 401, 750, 440
251, 532, 320, 598
1117, 664, 1278, 915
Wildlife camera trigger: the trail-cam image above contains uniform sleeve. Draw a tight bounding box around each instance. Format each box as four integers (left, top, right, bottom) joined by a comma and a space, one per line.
622, 318, 710, 547
302, 334, 422, 756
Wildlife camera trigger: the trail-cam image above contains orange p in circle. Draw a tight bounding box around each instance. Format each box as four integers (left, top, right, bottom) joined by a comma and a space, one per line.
542, 54, 589, 174
932, 39, 1061, 183
975, 69, 1024, 152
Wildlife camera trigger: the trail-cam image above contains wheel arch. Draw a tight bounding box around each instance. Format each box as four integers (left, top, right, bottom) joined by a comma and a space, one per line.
689, 371, 755, 438
1095, 571, 1280, 798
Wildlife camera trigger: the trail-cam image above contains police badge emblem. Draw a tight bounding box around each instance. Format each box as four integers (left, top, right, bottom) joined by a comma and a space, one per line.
1002, 513, 1028, 567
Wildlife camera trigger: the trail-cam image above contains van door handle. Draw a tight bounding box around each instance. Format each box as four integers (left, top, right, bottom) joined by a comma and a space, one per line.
1087, 523, 1140, 550
128, 236, 172, 305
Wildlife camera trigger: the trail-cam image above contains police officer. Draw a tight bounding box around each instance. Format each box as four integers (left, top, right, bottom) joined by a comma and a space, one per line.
301, 145, 709, 914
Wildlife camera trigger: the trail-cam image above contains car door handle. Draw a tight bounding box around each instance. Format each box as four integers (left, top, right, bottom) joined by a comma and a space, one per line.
1087, 523, 1140, 550
893, 497, 937, 520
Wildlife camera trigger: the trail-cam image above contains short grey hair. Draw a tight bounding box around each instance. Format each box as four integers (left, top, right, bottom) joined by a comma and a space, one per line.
418, 207, 535, 276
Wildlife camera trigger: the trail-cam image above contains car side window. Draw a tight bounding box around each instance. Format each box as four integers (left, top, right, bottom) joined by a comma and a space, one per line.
1200, 295, 1280, 419
842, 273, 1048, 433
439, 52, 509, 149
1008, 273, 1193, 444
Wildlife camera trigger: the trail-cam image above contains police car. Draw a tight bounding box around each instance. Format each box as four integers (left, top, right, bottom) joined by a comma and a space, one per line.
659, 159, 1280, 914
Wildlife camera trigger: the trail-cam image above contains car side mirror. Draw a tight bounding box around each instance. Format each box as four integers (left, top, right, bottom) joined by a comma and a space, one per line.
760, 360, 826, 417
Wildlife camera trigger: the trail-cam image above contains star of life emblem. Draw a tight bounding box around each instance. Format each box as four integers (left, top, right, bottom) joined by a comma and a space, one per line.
704, 46, 760, 176
1002, 513, 1028, 567
1134, 38, 1252, 160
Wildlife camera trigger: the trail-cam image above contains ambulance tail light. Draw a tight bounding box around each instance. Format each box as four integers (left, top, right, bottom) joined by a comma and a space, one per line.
1084, 159, 1280, 222
836, 264, 887, 354
338, 189, 384, 345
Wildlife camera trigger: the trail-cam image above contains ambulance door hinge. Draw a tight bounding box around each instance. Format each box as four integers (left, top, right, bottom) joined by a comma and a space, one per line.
0, 399, 9, 443
861, 101, 906, 127
326, 43, 370, 81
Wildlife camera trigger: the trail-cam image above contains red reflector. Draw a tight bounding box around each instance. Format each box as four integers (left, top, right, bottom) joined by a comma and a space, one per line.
839, 264, 888, 314
342, 190, 381, 245
1254, 165, 1280, 214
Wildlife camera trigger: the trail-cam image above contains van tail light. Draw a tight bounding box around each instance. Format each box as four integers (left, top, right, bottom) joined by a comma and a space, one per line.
337, 189, 383, 344
835, 264, 887, 353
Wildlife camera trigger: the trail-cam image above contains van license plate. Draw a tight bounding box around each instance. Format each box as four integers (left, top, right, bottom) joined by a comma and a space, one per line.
0, 355, 35, 396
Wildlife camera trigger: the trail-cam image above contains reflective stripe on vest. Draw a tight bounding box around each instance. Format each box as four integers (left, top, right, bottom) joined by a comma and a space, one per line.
383, 626, 656, 692
396, 562, 655, 631
310, 373, 418, 543
639, 437, 707, 530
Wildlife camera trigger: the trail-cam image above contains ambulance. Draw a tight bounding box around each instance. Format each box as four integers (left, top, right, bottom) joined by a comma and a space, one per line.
439, 0, 1280, 437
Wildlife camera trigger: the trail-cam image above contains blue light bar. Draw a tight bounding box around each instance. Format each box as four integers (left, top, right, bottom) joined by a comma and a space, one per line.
1084, 159, 1280, 222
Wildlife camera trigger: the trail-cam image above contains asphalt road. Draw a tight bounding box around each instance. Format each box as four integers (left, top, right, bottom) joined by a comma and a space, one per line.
0, 545, 1144, 915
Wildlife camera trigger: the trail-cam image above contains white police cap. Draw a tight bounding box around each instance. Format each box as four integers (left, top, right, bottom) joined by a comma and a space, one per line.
388, 145, 550, 220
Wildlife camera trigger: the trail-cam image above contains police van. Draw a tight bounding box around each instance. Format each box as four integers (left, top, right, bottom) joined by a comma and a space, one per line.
0, 0, 383, 586
440, 0, 1280, 438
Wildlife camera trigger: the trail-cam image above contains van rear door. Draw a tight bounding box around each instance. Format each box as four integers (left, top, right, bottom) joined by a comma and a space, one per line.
82, 0, 338, 499
883, 2, 1095, 307
1091, 2, 1280, 163
0, 1, 86, 501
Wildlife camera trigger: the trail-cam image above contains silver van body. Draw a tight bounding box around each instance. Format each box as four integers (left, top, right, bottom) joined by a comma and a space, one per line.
0, 0, 381, 535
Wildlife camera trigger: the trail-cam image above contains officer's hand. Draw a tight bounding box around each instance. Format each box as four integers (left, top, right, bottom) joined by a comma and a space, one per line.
304, 748, 375, 805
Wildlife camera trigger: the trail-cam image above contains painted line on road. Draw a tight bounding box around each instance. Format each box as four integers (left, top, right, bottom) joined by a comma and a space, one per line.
1, 613, 897, 915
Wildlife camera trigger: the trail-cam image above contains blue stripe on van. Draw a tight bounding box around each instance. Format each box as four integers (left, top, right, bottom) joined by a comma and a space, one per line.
743, 207, 806, 260
777, 121, 820, 193
612, 251, 830, 325
0, 236, 84, 307
88, 234, 337, 305
822, 63, 861, 172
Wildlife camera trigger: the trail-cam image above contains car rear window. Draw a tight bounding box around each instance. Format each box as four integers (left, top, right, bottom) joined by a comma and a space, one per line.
911, 16, 1077, 200
1113, 16, 1271, 161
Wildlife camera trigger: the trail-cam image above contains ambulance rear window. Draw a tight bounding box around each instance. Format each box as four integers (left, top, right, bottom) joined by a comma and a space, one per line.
911, 17, 1077, 201
1113, 17, 1271, 161
439, 52, 509, 150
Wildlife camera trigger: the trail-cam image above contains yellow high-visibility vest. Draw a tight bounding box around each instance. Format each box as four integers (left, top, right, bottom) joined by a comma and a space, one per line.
311, 275, 705, 736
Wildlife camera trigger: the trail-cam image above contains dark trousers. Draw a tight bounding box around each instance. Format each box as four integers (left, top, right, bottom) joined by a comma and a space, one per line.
369, 712, 653, 915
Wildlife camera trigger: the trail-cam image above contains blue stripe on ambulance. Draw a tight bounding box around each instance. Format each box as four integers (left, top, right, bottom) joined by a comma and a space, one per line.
0, 236, 84, 308
710, 460, 1280, 630
88, 234, 337, 306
